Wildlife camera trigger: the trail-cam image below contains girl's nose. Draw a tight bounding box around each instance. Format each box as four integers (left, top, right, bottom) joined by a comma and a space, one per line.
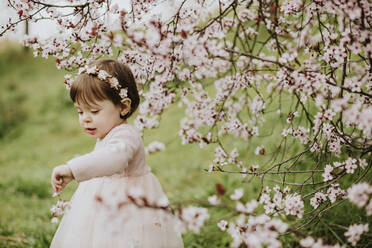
82, 113, 92, 122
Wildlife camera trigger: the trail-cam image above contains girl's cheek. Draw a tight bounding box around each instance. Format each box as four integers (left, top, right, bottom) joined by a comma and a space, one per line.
78, 115, 85, 124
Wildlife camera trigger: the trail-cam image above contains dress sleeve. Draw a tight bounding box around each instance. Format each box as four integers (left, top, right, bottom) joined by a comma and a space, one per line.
66, 129, 137, 182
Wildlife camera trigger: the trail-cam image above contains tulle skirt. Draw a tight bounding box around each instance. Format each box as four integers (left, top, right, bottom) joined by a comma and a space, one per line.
50, 173, 184, 248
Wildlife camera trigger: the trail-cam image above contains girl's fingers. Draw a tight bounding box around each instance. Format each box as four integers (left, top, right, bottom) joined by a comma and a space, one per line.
51, 171, 57, 184
51, 178, 57, 192
55, 179, 65, 191
51, 167, 70, 193
51, 173, 63, 192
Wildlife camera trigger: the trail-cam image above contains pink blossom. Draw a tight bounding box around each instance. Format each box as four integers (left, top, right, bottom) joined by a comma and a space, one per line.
300, 236, 344, 248
208, 195, 221, 206
109, 78, 120, 90
145, 141, 165, 154
284, 193, 304, 218
179, 206, 209, 234
347, 182, 372, 210
281, 0, 302, 16
344, 157, 358, 174
255, 145, 265, 155
322, 164, 334, 182
236, 200, 258, 214
134, 115, 159, 130
300, 236, 314, 247
344, 224, 369, 246
50, 199, 70, 223
310, 192, 327, 209
226, 214, 288, 248
250, 96, 265, 115
119, 88, 128, 98
230, 188, 244, 201
217, 220, 228, 231
327, 184, 346, 203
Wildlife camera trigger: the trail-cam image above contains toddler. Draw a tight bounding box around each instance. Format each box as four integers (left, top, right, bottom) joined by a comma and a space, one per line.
50, 59, 184, 248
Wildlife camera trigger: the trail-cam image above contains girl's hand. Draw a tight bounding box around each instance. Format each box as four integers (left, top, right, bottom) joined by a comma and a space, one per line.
51, 165, 74, 193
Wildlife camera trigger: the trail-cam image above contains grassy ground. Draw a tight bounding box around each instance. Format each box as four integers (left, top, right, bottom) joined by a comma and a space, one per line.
0, 44, 370, 247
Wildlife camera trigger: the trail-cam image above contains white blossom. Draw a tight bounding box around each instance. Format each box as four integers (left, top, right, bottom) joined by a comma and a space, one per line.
230, 188, 244, 201
347, 182, 372, 214
180, 206, 209, 233
345, 224, 369, 246
208, 195, 221, 206
217, 220, 228, 231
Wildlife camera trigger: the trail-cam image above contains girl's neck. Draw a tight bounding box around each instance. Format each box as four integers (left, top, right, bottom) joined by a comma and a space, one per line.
114, 119, 128, 129
98, 119, 128, 141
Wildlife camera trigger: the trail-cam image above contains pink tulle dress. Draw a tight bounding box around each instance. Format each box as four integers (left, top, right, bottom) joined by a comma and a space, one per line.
50, 123, 184, 248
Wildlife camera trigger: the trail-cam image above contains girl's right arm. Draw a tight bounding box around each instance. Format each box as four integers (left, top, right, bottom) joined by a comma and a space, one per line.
51, 165, 74, 193
66, 129, 139, 182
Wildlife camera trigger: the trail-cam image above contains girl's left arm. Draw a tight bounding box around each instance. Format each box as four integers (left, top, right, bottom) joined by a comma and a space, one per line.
66, 129, 138, 182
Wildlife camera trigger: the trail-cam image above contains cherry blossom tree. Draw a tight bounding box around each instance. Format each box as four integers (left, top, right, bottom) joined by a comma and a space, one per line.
3, 0, 372, 246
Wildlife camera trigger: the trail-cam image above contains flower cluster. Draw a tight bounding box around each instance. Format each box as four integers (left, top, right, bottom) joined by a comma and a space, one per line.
347, 182, 372, 216
327, 183, 347, 203
310, 184, 346, 209
145, 141, 165, 154
259, 185, 304, 218
50, 199, 70, 224
224, 214, 288, 248
344, 223, 369, 246
254, 145, 265, 155
322, 158, 367, 182
310, 192, 327, 209
343, 103, 372, 139
211, 147, 244, 171
236, 199, 258, 215
177, 206, 209, 234
283, 193, 305, 218
230, 188, 244, 201
300, 236, 343, 248
207, 195, 221, 206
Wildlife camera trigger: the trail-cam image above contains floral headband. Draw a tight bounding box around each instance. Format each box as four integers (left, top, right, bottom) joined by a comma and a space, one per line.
64, 65, 128, 99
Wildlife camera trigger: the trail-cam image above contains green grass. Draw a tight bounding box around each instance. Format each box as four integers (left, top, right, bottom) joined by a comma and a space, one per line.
0, 44, 370, 248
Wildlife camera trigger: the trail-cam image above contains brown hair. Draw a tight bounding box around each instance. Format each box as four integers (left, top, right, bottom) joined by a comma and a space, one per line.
70, 59, 140, 119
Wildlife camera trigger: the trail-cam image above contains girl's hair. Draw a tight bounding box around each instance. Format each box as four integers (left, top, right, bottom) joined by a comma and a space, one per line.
70, 59, 140, 119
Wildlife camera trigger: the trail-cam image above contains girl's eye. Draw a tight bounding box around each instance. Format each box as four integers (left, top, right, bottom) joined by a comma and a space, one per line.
91, 110, 100, 114
77, 111, 83, 115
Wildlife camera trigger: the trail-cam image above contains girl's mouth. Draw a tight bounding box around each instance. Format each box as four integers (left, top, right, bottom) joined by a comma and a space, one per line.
85, 128, 97, 134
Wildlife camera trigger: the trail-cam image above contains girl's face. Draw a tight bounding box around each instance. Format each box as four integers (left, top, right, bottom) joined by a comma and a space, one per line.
74, 100, 126, 140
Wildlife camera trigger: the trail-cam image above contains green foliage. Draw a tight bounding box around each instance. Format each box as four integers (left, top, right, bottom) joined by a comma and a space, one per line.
0, 77, 27, 139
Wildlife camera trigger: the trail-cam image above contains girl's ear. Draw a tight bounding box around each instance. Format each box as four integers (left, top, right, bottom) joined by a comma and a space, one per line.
120, 98, 132, 116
